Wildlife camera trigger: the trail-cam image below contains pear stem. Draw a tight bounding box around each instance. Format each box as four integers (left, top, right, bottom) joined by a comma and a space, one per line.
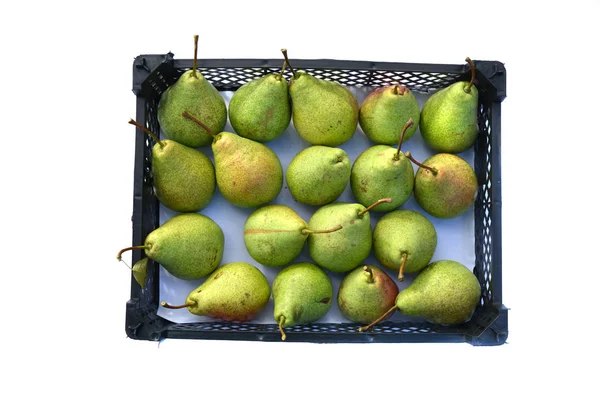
302, 225, 343, 235
465, 57, 475, 93
116, 245, 148, 261
278, 60, 287, 79
363, 265, 374, 283
128, 119, 164, 148
281, 48, 297, 79
358, 305, 398, 332
405, 152, 438, 176
278, 316, 287, 341
398, 253, 408, 282
191, 35, 199, 78
394, 118, 414, 160
182, 111, 216, 137
358, 198, 392, 216
161, 301, 192, 310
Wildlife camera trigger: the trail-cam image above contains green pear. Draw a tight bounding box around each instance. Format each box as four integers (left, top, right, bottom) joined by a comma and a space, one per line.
244, 205, 341, 267
157, 35, 227, 148
373, 210, 437, 280
129, 119, 215, 212
228, 61, 291, 142
307, 198, 391, 273
162, 262, 271, 322
286, 146, 351, 206
183, 112, 283, 208
359, 84, 420, 145
282, 50, 358, 146
132, 257, 149, 289
359, 260, 481, 331
273, 262, 333, 340
337, 265, 399, 324
350, 119, 416, 212
419, 58, 479, 153
117, 213, 224, 280
406, 152, 478, 219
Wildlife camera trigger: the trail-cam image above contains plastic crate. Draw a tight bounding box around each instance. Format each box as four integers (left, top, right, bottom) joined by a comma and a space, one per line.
126, 53, 508, 345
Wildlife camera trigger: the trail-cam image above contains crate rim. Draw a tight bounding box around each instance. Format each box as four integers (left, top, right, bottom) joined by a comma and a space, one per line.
127, 53, 508, 346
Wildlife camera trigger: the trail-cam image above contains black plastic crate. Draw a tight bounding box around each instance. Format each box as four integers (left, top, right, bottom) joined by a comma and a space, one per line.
127, 53, 508, 345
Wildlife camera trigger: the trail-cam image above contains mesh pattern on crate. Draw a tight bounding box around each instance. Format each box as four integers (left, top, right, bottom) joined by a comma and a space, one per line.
167, 321, 457, 334
163, 67, 461, 92
474, 103, 493, 305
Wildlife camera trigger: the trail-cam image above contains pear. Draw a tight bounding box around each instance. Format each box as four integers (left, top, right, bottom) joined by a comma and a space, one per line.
337, 265, 399, 324
128, 119, 215, 212
406, 152, 478, 219
307, 198, 391, 273
350, 119, 416, 212
162, 262, 270, 322
157, 35, 227, 148
117, 213, 224, 280
183, 112, 283, 208
359, 84, 420, 145
244, 205, 341, 267
286, 146, 351, 206
273, 262, 333, 340
373, 210, 437, 281
282, 50, 358, 146
132, 257, 149, 289
420, 57, 479, 153
228, 60, 291, 142
359, 260, 481, 330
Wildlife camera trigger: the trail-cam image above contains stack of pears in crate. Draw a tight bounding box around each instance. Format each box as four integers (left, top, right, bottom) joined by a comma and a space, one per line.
118, 36, 484, 341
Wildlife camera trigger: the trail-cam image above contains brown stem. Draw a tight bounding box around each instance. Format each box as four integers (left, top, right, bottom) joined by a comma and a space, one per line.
116, 245, 148, 261
128, 119, 164, 148
363, 265, 374, 283
281, 48, 297, 79
465, 57, 475, 93
182, 111, 216, 136
394, 118, 414, 160
358, 198, 392, 216
398, 252, 408, 281
278, 60, 287, 79
278, 316, 287, 341
161, 301, 193, 310
302, 225, 343, 235
405, 152, 438, 175
191, 35, 199, 78
358, 305, 398, 332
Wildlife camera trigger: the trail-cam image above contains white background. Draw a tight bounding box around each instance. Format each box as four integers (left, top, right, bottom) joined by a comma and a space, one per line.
1, 1, 599, 399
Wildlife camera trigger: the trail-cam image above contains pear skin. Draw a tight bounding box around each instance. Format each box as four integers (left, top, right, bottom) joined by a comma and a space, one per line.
286, 146, 351, 206
212, 132, 283, 208
338, 265, 399, 324
152, 139, 215, 212
244, 205, 308, 267
411, 153, 478, 219
164, 262, 270, 321
307, 200, 390, 273
395, 260, 481, 325
420, 78, 479, 153
229, 72, 291, 142
158, 70, 227, 148
144, 213, 224, 280
373, 210, 437, 280
289, 71, 358, 146
350, 145, 414, 212
359, 85, 420, 145
273, 262, 333, 339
